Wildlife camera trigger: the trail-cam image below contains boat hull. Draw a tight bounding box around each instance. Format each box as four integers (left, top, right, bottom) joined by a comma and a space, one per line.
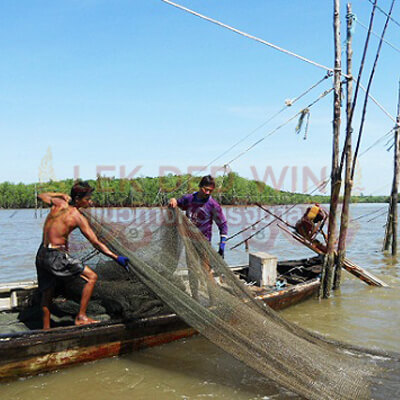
0, 253, 322, 382
0, 278, 319, 382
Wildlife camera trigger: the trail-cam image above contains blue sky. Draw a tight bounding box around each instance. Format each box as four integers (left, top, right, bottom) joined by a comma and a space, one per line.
1, 0, 399, 194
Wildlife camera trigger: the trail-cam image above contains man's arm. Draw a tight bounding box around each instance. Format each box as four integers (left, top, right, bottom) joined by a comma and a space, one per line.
77, 214, 118, 260
212, 204, 228, 257
169, 195, 189, 210
38, 192, 71, 207
212, 204, 228, 237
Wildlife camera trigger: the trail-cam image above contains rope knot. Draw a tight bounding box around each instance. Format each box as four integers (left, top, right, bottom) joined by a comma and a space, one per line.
285, 99, 293, 107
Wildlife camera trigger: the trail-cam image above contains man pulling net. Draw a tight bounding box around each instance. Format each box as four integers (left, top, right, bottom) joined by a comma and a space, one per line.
35, 181, 129, 329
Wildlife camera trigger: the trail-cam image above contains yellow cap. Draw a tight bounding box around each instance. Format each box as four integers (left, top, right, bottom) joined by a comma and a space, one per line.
306, 205, 320, 221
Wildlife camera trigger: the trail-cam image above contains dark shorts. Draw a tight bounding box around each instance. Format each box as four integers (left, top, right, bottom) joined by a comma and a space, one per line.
35, 244, 85, 292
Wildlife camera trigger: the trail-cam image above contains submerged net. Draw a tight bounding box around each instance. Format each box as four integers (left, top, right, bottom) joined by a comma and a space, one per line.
80, 208, 400, 400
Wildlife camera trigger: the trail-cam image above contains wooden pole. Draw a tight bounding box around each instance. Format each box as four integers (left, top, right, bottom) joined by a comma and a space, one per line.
350, 0, 395, 181
391, 80, 400, 255
334, 3, 354, 290
382, 210, 393, 251
34, 184, 38, 219
321, 0, 342, 298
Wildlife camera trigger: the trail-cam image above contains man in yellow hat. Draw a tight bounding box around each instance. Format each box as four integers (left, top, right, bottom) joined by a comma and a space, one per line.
295, 203, 328, 252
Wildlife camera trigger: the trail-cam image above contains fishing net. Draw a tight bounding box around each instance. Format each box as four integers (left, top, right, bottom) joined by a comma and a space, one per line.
78, 207, 400, 400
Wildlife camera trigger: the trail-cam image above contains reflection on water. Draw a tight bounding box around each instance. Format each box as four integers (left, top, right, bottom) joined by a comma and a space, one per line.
0, 204, 399, 399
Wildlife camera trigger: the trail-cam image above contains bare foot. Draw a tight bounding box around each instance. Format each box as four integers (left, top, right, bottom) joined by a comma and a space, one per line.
75, 315, 100, 326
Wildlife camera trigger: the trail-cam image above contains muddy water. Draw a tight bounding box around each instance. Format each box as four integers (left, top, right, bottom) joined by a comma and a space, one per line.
0, 204, 399, 399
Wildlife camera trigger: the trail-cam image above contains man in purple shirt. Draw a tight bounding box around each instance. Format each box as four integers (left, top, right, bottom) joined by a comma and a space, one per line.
169, 175, 228, 257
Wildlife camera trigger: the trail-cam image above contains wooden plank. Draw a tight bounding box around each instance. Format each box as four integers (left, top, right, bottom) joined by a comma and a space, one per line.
278, 224, 389, 287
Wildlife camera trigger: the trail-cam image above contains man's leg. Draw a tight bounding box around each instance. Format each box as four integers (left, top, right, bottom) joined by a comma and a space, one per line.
75, 266, 99, 326
41, 287, 54, 330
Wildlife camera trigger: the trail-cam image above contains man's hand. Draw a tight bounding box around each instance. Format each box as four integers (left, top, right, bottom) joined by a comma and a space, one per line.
117, 255, 130, 271
168, 198, 178, 208
61, 194, 71, 203
218, 236, 227, 258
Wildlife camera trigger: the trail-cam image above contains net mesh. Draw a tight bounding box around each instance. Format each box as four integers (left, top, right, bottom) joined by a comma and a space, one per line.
78, 208, 400, 400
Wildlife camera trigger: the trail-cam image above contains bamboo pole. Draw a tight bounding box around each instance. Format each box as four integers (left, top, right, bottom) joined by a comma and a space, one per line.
390, 80, 400, 255
334, 3, 354, 290
384, 83, 400, 253
382, 210, 393, 251
34, 184, 38, 219
350, 0, 395, 181
321, 0, 342, 299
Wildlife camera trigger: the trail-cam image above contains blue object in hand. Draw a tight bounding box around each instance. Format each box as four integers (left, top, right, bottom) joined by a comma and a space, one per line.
117, 255, 130, 271
218, 236, 226, 258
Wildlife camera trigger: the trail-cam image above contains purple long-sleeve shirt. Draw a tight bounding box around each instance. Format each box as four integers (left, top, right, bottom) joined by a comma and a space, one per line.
177, 193, 228, 241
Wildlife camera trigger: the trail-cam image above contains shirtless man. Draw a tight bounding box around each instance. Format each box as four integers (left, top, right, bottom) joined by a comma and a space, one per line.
36, 180, 129, 329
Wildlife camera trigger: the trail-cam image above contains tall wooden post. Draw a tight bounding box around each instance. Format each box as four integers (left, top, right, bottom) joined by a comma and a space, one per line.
383, 81, 400, 255
391, 81, 400, 255
334, 3, 353, 289
34, 184, 38, 219
321, 0, 342, 298
383, 209, 393, 250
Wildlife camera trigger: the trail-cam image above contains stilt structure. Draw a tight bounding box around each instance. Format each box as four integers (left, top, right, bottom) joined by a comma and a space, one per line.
335, 3, 354, 289
383, 80, 400, 255
321, 0, 342, 299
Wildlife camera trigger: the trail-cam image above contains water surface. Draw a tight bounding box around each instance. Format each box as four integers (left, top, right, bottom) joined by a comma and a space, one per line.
0, 204, 399, 399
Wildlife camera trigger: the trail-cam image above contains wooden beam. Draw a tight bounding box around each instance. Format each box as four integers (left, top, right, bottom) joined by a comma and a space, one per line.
278, 224, 388, 287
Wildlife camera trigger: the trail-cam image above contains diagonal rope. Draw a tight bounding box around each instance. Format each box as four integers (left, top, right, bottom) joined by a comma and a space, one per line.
132, 87, 334, 231
161, 0, 396, 125
203, 73, 332, 171
359, 127, 395, 157
229, 177, 329, 249
366, 0, 400, 29
161, 0, 335, 74
351, 0, 396, 180
148, 78, 333, 210
224, 88, 334, 167
355, 16, 400, 54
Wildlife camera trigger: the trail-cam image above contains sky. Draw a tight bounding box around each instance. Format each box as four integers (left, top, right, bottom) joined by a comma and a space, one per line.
1, 0, 400, 195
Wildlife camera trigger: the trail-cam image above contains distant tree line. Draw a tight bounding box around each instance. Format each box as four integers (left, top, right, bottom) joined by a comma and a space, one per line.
0, 173, 390, 209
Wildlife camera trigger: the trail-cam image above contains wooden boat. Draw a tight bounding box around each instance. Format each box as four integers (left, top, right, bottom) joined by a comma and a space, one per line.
0, 256, 322, 382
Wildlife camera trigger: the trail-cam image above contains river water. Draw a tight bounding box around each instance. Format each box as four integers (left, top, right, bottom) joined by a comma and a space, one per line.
0, 204, 399, 399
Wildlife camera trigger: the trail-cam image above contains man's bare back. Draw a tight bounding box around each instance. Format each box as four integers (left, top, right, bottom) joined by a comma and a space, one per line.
43, 202, 80, 248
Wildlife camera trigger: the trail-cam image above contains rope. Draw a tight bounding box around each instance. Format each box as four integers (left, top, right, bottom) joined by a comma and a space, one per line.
161, 0, 396, 126
350, 206, 387, 222
131, 85, 334, 232
161, 0, 335, 74
224, 87, 334, 167
229, 177, 330, 249
227, 213, 271, 241
145, 76, 333, 208
295, 108, 311, 140
351, 0, 396, 181
359, 127, 395, 157
367, 0, 400, 29
367, 209, 388, 222
355, 16, 400, 54
204, 73, 331, 173
358, 83, 396, 122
